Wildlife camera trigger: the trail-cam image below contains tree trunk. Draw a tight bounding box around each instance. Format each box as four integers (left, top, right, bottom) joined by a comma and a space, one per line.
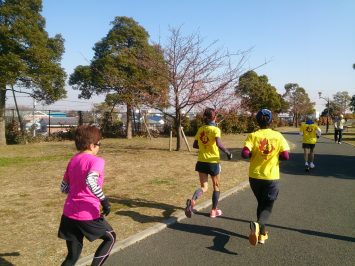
126, 104, 133, 139
11, 85, 25, 136
0, 85, 6, 145
175, 110, 181, 151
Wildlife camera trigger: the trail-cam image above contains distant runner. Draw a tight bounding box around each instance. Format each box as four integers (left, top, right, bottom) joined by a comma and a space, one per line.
334, 114, 346, 144
300, 116, 321, 171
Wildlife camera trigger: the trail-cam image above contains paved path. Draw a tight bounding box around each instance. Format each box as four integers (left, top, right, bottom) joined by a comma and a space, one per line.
81, 133, 355, 266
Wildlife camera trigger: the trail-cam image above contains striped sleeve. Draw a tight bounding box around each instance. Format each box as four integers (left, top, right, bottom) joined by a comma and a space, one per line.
60, 180, 69, 194
85, 171, 105, 200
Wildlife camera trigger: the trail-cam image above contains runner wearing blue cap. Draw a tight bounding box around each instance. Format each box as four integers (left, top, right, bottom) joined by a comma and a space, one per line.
241, 109, 290, 246
299, 115, 321, 171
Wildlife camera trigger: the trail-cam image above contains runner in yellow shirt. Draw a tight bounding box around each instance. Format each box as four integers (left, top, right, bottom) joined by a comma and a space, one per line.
299, 116, 321, 171
185, 108, 232, 218
241, 109, 290, 246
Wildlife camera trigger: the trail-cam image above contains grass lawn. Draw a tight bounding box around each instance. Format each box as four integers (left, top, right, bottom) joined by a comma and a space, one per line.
1, 134, 253, 265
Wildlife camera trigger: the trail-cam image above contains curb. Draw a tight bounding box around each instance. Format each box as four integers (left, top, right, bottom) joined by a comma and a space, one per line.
77, 180, 249, 266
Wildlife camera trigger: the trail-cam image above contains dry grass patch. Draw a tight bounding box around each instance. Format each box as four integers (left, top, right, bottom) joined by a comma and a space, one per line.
1, 134, 251, 265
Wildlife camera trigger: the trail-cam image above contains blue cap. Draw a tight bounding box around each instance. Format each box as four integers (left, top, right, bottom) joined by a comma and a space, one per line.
256, 109, 272, 124
305, 115, 314, 124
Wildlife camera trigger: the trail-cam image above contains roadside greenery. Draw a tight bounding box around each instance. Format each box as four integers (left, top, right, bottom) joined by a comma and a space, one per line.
0, 0, 67, 145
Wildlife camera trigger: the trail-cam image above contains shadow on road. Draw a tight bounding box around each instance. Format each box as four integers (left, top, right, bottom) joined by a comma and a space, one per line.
280, 152, 355, 180
218, 216, 355, 243
168, 222, 244, 255
109, 197, 183, 223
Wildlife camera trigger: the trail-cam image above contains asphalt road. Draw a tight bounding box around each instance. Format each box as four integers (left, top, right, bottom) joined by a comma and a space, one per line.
104, 133, 355, 266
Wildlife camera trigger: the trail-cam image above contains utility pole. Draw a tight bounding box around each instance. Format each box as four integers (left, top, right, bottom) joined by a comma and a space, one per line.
32, 98, 36, 137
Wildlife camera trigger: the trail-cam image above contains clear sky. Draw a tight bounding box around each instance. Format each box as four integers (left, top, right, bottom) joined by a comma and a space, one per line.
6, 0, 355, 112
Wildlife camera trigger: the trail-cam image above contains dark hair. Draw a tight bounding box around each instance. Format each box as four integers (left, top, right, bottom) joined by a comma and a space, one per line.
203, 108, 216, 123
74, 125, 102, 151
256, 109, 272, 128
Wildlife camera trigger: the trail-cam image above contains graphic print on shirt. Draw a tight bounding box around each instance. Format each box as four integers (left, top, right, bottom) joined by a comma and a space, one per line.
199, 131, 209, 144
306, 126, 313, 133
258, 138, 275, 159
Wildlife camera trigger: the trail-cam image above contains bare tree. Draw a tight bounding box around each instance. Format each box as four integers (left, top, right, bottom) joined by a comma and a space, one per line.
332, 91, 351, 115
152, 27, 250, 150
198, 86, 241, 111
283, 83, 315, 127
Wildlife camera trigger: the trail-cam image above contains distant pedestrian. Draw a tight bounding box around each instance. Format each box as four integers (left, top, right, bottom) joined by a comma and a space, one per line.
185, 108, 232, 218
300, 116, 321, 170
58, 125, 116, 266
241, 109, 290, 245
334, 114, 346, 144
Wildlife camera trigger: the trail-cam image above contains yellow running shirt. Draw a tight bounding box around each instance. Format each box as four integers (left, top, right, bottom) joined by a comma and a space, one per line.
195, 125, 221, 163
244, 129, 290, 180
300, 123, 320, 144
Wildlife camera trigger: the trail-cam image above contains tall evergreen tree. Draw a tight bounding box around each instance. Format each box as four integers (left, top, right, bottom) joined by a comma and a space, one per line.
236, 71, 282, 114
0, 0, 67, 145
69, 16, 168, 139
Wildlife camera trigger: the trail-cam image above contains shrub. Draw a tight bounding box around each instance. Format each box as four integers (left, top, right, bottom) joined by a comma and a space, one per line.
101, 120, 125, 138
5, 121, 26, 144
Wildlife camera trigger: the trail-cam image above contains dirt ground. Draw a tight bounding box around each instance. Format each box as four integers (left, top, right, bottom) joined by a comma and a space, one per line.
1, 133, 254, 265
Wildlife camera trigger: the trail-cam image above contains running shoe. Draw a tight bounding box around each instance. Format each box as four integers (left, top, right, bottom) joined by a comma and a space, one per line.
309, 162, 315, 169
185, 199, 193, 218
258, 232, 269, 244
249, 221, 260, 246
209, 208, 223, 218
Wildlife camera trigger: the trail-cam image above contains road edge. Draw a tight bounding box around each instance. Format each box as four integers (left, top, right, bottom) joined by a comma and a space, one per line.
77, 180, 250, 266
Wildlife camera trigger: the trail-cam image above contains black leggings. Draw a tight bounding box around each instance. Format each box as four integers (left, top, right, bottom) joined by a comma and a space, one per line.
334, 129, 343, 142
249, 178, 279, 235
61, 240, 83, 266
61, 231, 116, 266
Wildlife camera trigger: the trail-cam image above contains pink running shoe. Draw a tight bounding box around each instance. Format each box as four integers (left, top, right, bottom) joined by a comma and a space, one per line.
209, 208, 223, 218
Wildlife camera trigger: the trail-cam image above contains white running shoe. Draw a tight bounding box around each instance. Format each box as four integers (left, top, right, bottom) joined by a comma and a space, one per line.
305, 162, 309, 167
309, 162, 315, 169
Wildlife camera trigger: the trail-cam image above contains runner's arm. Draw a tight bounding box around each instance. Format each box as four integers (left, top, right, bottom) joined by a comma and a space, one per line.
216, 137, 232, 159
86, 171, 106, 200
216, 137, 229, 154
241, 146, 252, 159
279, 151, 290, 161
60, 180, 69, 194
